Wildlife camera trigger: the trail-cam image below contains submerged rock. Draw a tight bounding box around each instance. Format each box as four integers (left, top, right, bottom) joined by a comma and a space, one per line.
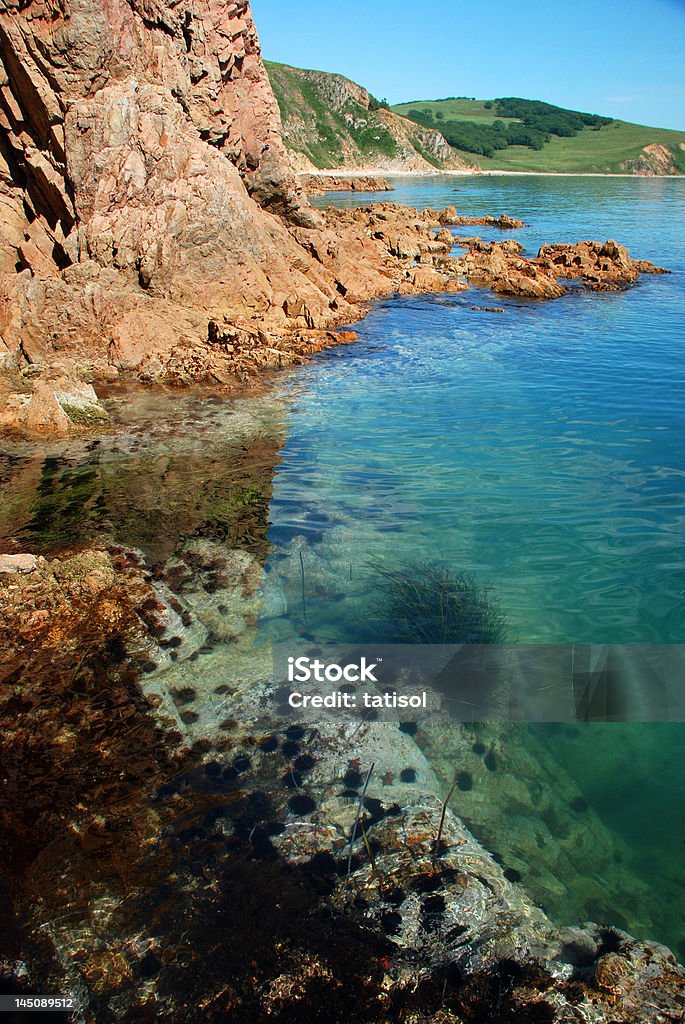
0, 381, 109, 436
2, 538, 684, 1021
0, 553, 37, 574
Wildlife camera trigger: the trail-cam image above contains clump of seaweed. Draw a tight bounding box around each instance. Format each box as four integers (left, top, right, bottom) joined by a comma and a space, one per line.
365, 560, 508, 645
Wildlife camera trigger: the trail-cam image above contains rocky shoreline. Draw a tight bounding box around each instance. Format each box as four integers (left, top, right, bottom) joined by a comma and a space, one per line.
0, 0, 667, 439
2, 533, 684, 1022
299, 174, 394, 196
1, 193, 666, 435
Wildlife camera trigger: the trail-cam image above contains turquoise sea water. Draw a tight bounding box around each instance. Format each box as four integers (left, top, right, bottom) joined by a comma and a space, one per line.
268, 175, 685, 644
263, 175, 685, 951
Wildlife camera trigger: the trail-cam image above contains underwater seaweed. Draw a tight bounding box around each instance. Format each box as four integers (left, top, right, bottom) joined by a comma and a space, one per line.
365, 560, 508, 645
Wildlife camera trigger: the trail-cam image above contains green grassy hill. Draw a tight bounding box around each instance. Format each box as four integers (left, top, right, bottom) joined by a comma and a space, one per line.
392, 98, 685, 174
395, 98, 520, 125
265, 57, 685, 175
265, 62, 470, 172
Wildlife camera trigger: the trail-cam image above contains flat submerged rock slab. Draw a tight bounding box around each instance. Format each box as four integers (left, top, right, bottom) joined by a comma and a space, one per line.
0, 552, 37, 574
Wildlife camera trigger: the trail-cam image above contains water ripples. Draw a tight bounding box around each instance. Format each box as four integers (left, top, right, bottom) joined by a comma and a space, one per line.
268, 176, 685, 645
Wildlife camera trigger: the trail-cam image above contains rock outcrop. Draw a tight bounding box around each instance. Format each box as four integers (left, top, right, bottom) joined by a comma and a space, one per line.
0, 0, 329, 373
450, 236, 667, 299
621, 142, 681, 176
300, 173, 393, 196
452, 238, 568, 299
453, 212, 527, 229
0, 0, 482, 432
536, 238, 669, 290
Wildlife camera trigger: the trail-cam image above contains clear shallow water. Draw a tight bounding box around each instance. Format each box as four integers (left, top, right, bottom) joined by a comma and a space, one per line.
269, 176, 685, 644
0, 383, 286, 561
265, 175, 685, 951
3, 176, 685, 960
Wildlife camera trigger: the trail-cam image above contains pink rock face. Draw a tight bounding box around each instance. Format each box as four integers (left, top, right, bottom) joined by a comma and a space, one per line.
0, 0, 337, 373
0, 0, 308, 223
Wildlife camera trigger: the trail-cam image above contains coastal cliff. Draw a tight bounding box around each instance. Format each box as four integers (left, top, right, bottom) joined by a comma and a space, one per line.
0, 0, 461, 414
0, 0, 308, 365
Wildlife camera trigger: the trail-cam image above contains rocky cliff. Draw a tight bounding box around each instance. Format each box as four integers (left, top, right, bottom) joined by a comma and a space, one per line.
1, 0, 455, 409
0, 0, 307, 367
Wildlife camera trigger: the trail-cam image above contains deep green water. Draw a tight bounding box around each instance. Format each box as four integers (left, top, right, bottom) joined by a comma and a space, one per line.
262, 175, 685, 953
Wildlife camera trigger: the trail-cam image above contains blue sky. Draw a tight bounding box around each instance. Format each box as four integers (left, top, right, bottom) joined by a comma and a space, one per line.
251, 0, 685, 130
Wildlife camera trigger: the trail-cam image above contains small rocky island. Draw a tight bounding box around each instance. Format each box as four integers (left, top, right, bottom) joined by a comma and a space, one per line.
0, 0, 681, 1021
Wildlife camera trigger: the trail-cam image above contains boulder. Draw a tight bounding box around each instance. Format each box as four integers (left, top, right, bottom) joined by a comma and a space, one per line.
0, 380, 109, 435
21, 385, 73, 435
453, 213, 527, 229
